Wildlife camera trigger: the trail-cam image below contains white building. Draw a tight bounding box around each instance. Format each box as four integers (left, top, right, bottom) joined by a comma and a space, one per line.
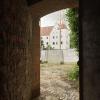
40, 21, 70, 49
40, 26, 53, 48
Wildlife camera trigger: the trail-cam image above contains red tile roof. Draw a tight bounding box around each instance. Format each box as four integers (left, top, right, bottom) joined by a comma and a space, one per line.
58, 23, 67, 29
40, 26, 53, 36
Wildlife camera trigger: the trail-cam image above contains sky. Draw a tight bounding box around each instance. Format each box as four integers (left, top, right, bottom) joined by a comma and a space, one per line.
40, 9, 67, 27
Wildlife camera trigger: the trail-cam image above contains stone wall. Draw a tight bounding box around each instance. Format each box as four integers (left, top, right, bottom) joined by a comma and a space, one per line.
40, 49, 78, 64
0, 0, 39, 100
0, 0, 78, 100
2, 0, 100, 100
47, 50, 64, 64
82, 0, 100, 100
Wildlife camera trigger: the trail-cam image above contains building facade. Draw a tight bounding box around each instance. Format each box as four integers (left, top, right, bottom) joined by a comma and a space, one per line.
40, 21, 70, 49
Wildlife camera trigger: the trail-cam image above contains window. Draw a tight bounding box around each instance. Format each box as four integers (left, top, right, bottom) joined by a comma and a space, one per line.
53, 36, 55, 39
47, 42, 48, 45
47, 37, 48, 39
56, 42, 58, 45
61, 41, 63, 44
53, 42, 55, 45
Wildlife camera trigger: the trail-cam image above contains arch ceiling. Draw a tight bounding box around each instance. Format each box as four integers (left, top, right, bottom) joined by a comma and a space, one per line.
28, 0, 78, 17
27, 0, 42, 6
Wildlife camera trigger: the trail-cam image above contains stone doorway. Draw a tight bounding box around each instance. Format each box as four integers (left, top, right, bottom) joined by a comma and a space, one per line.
38, 9, 79, 100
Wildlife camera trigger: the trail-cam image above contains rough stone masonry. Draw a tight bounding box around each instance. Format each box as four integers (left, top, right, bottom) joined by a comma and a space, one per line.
1, 0, 100, 100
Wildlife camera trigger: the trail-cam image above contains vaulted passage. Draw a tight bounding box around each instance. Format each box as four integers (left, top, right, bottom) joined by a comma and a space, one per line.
0, 0, 100, 100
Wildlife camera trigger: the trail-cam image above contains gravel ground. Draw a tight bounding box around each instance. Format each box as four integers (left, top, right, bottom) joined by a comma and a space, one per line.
34, 63, 79, 100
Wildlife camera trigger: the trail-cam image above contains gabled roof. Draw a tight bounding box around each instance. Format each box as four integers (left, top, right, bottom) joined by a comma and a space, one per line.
40, 26, 53, 36
58, 23, 67, 29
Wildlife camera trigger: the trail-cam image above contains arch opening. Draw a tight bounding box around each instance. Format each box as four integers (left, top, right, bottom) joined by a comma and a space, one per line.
38, 8, 79, 99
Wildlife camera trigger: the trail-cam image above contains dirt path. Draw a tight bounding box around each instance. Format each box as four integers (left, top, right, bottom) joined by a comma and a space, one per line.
35, 63, 79, 100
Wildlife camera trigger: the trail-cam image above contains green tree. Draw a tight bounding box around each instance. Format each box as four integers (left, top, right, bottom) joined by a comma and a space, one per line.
65, 8, 79, 81
47, 44, 53, 50
45, 44, 53, 50
65, 8, 79, 51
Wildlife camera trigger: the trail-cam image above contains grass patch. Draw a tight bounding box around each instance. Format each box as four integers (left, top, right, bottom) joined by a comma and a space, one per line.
68, 64, 79, 81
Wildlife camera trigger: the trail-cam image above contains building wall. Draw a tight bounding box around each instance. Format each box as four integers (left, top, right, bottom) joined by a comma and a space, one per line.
0, 0, 40, 100
50, 24, 60, 49
61, 29, 70, 49
82, 0, 100, 100
49, 24, 70, 49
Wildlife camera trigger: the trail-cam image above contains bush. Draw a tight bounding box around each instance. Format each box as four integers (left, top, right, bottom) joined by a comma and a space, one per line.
44, 61, 48, 63
40, 61, 48, 64
68, 65, 79, 80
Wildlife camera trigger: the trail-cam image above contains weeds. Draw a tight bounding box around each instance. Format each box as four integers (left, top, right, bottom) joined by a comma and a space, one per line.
68, 64, 79, 80
40, 61, 48, 64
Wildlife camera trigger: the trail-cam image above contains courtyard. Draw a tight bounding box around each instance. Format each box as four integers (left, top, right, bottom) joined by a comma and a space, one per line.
35, 63, 79, 100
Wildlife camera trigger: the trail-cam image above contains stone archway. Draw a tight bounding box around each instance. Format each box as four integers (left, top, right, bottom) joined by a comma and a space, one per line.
29, 0, 78, 17
1, 0, 100, 100
0, 0, 78, 100
29, 0, 78, 98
